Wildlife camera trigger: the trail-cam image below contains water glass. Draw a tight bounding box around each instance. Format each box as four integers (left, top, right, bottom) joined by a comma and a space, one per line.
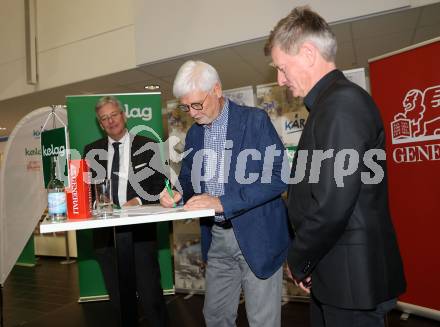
94, 179, 113, 218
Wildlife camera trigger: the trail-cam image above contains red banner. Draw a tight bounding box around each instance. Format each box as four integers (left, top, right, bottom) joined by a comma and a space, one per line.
369, 39, 440, 311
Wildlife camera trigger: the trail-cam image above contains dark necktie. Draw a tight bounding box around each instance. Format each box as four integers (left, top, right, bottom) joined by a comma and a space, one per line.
111, 142, 121, 207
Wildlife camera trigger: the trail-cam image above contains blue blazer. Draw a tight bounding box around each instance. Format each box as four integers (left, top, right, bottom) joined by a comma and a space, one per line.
178, 100, 292, 279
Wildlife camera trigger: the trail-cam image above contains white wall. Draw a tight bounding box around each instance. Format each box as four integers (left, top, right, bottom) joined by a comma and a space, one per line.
133, 0, 412, 65
0, 0, 137, 101
0, 0, 38, 100
411, 0, 440, 5
37, 0, 136, 90
1, 0, 439, 102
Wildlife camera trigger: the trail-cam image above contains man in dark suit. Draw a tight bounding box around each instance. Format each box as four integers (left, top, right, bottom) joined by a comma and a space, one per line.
265, 6, 406, 327
160, 60, 291, 327
83, 96, 167, 327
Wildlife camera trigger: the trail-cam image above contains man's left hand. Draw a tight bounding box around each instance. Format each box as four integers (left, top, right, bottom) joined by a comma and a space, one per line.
287, 265, 312, 294
295, 276, 312, 294
123, 198, 142, 207
184, 193, 224, 213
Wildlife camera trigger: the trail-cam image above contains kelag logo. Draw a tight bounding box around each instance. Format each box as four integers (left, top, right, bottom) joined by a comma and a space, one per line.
25, 147, 41, 156
40, 127, 68, 187
33, 129, 41, 139
42, 144, 66, 157
391, 84, 440, 163
391, 85, 440, 144
123, 104, 152, 121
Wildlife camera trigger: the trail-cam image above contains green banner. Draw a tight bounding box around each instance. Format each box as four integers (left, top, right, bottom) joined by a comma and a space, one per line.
67, 93, 164, 151
66, 93, 173, 300
16, 235, 36, 267
41, 127, 68, 187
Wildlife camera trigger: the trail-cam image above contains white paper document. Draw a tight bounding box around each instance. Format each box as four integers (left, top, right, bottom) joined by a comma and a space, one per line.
115, 204, 184, 216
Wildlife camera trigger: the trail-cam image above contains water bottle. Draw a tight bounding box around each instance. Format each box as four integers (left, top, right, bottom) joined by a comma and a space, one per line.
47, 156, 67, 222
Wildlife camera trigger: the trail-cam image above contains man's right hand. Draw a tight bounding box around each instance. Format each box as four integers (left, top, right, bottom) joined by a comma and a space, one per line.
159, 188, 182, 208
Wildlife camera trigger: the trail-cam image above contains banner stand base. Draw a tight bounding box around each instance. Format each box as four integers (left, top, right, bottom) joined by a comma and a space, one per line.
397, 301, 440, 322
174, 289, 204, 299
78, 295, 109, 303
15, 263, 36, 268
60, 259, 76, 265
163, 287, 175, 296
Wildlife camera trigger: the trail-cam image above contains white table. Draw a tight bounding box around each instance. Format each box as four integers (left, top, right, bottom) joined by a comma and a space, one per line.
40, 205, 214, 233
40, 205, 214, 327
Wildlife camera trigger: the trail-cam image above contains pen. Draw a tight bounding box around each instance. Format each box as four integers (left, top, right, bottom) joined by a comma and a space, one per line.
165, 179, 176, 208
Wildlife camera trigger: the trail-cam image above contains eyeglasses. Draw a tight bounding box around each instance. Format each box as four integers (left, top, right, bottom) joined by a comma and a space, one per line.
99, 111, 122, 123
177, 90, 211, 112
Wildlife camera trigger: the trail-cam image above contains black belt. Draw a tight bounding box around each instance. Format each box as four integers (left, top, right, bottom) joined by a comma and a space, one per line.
214, 219, 232, 229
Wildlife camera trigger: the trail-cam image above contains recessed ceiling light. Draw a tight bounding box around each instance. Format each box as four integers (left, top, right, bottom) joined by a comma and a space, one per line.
144, 84, 160, 90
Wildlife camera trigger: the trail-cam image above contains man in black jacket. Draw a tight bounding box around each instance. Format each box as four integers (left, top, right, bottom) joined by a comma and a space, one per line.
83, 96, 167, 327
265, 7, 406, 327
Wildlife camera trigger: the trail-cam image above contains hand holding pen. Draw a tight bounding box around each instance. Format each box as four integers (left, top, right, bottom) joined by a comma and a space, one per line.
159, 179, 182, 208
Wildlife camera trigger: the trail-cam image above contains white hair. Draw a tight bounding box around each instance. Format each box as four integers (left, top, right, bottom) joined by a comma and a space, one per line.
173, 60, 221, 98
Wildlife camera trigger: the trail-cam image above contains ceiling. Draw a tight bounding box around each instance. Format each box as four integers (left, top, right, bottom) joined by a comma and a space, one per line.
1, 2, 440, 137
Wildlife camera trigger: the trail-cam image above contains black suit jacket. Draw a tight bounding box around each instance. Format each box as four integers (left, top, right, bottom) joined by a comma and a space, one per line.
287, 70, 406, 309
83, 134, 165, 248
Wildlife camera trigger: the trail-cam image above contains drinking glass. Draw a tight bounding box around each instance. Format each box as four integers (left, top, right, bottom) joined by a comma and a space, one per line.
94, 179, 113, 218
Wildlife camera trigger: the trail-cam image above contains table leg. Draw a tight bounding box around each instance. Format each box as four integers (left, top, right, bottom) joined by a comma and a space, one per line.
114, 227, 138, 327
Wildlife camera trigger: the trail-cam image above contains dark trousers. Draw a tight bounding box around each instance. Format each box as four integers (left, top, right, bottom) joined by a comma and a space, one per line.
95, 236, 168, 327
310, 294, 396, 327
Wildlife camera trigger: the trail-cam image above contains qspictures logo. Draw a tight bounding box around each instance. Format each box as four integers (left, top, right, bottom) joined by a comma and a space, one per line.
391, 85, 440, 163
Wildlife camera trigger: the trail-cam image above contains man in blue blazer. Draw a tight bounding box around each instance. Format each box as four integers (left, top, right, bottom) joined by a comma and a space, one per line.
161, 60, 291, 327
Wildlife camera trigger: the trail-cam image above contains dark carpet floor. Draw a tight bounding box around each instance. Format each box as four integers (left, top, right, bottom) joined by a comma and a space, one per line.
1, 257, 439, 327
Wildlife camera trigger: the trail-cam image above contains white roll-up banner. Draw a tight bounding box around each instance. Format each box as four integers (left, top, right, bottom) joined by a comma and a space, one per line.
0, 106, 67, 284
